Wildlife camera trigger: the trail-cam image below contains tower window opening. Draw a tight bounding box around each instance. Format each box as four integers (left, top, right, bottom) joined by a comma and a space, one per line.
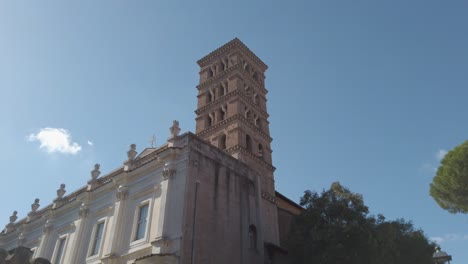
218, 85, 225, 97
246, 134, 252, 152
248, 225, 257, 250
256, 118, 262, 131
245, 110, 253, 122
254, 94, 259, 105
252, 71, 258, 82
207, 114, 213, 127
245, 86, 253, 96
220, 108, 226, 121
207, 92, 213, 103
258, 144, 264, 158
208, 68, 214, 78
219, 134, 227, 150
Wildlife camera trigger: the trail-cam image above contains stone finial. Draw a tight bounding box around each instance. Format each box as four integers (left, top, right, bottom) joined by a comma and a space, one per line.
57, 184, 66, 199
3, 211, 18, 234
169, 120, 181, 139
31, 199, 40, 213
9, 211, 17, 224
127, 144, 137, 161
91, 164, 101, 180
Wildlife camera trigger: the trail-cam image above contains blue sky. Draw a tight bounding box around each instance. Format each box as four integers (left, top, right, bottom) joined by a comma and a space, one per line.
1, 0, 467, 261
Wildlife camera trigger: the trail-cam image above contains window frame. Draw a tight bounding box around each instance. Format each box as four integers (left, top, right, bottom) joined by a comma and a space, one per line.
87, 219, 106, 258
130, 200, 151, 245
51, 235, 68, 264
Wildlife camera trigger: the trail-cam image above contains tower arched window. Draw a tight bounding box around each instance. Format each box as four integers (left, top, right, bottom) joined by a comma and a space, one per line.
253, 94, 259, 105
256, 118, 262, 131
246, 134, 252, 152
219, 134, 227, 150
207, 114, 213, 128
208, 68, 214, 78
258, 144, 263, 158
245, 86, 253, 96
248, 225, 257, 250
207, 92, 213, 103
218, 85, 225, 97
220, 108, 226, 121
245, 110, 253, 121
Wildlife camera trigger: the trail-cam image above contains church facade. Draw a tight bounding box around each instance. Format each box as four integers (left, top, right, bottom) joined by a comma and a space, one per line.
0, 39, 300, 264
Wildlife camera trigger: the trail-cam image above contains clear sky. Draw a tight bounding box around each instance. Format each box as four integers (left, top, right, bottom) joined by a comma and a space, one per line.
1, 0, 467, 261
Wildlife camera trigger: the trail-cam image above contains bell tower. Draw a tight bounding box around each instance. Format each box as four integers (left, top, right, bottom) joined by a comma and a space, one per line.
195, 38, 279, 244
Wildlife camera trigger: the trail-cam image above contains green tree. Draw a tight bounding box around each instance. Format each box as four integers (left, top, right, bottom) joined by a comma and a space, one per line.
285, 182, 435, 264
430, 140, 468, 213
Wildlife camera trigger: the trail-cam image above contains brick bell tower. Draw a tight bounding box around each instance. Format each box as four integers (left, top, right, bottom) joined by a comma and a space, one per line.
195, 38, 279, 245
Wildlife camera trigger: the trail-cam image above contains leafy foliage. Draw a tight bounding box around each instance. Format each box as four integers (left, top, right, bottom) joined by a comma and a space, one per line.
285, 182, 435, 264
430, 140, 468, 214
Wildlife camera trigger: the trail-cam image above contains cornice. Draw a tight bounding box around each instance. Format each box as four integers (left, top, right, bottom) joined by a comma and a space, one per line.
197, 63, 269, 95
196, 114, 273, 143
195, 90, 269, 118
1, 144, 173, 233
225, 145, 276, 172
197, 38, 268, 72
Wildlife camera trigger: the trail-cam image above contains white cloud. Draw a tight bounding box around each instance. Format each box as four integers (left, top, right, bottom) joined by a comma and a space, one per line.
87, 140, 94, 146
436, 149, 448, 161
28, 128, 82, 155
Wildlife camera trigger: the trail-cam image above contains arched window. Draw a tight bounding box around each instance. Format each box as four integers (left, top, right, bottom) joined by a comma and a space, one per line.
248, 225, 257, 250
245, 110, 253, 121
207, 92, 213, 103
256, 118, 262, 131
258, 144, 263, 158
218, 85, 225, 97
207, 115, 213, 127
220, 108, 226, 121
219, 134, 226, 150
208, 68, 214, 78
245, 86, 253, 96
246, 134, 252, 152
253, 94, 259, 105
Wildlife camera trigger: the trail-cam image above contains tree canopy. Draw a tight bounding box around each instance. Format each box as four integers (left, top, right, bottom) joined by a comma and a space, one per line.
430, 140, 468, 214
285, 182, 435, 264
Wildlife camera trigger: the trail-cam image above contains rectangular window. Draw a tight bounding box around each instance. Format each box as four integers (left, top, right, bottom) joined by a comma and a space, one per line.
54, 237, 66, 264
134, 203, 149, 241
90, 221, 105, 256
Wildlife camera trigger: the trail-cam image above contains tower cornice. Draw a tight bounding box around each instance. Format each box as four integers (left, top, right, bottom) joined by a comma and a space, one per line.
195, 89, 270, 118
197, 38, 268, 72
196, 114, 273, 143
197, 63, 269, 95
225, 145, 276, 172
